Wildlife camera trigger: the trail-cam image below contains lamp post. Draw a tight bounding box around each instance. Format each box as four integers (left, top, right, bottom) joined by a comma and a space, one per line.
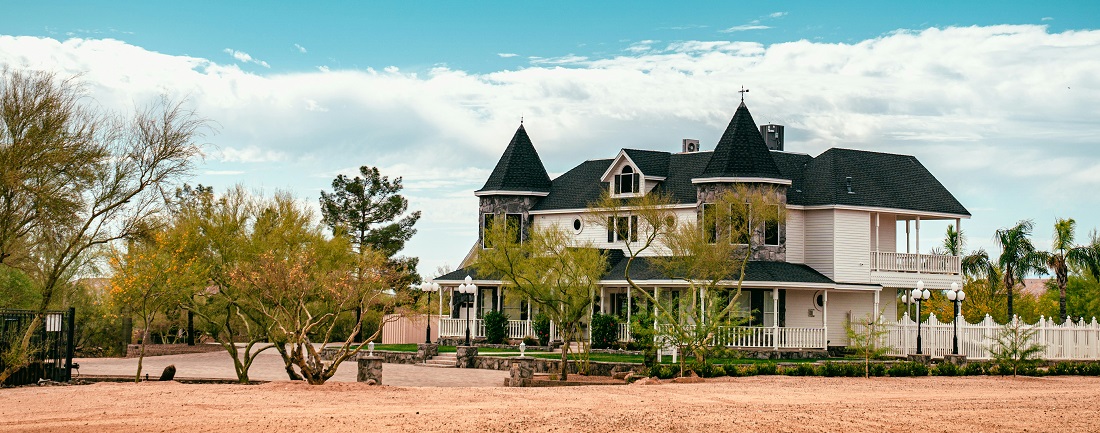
457, 275, 477, 346
419, 281, 440, 344
945, 282, 966, 355
911, 280, 931, 354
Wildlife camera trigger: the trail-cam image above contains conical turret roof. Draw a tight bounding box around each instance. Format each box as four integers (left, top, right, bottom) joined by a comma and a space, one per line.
477, 124, 552, 194
700, 102, 782, 179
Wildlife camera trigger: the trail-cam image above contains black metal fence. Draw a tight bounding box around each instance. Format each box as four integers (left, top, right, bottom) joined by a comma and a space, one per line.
0, 307, 75, 386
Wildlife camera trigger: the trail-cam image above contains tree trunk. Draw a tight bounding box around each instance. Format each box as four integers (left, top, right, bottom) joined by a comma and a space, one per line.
136, 317, 150, 383
559, 327, 570, 381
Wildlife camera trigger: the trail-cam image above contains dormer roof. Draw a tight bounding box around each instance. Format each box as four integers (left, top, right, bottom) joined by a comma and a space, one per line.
476, 124, 552, 196
697, 102, 785, 184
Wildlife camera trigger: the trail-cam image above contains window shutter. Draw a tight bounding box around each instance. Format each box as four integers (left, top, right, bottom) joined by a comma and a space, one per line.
607, 217, 615, 242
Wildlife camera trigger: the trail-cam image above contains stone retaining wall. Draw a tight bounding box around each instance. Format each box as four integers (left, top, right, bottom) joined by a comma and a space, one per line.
473, 356, 644, 377
125, 344, 223, 358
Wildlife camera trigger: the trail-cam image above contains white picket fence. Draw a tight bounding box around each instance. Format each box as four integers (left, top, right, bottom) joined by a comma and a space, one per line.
655, 324, 827, 349
869, 313, 1100, 360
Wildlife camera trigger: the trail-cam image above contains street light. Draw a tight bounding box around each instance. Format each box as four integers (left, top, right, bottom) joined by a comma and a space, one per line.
456, 275, 477, 346
419, 281, 440, 344
945, 282, 966, 355
911, 280, 931, 355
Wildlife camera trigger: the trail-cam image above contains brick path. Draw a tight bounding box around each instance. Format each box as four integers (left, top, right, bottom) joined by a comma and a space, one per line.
76, 345, 508, 387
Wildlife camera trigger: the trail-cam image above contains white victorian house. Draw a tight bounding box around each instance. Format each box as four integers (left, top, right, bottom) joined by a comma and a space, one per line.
434, 100, 968, 351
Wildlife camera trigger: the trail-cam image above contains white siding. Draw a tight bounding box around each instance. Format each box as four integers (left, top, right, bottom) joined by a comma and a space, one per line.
785, 208, 805, 263
876, 213, 897, 252
803, 210, 835, 279
783, 289, 823, 329
825, 291, 878, 346
832, 209, 871, 283
532, 208, 696, 256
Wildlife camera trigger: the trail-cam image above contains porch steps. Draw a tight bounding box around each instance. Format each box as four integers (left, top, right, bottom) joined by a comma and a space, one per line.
421, 353, 457, 368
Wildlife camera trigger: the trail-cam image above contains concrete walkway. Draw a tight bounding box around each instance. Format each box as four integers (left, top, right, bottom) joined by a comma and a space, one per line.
76, 345, 508, 387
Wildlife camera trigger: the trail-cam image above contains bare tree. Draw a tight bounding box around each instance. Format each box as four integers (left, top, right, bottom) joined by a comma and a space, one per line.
0, 69, 206, 383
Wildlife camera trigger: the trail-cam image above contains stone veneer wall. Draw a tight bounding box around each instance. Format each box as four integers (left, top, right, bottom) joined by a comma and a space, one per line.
477, 195, 541, 245
695, 183, 789, 262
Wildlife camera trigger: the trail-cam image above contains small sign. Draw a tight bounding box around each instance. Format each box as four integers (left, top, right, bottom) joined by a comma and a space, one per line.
45, 313, 62, 332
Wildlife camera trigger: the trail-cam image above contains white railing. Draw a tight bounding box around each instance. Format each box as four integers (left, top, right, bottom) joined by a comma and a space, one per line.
870, 251, 960, 274
439, 318, 532, 340
617, 323, 632, 342
867, 313, 1100, 360
654, 324, 826, 349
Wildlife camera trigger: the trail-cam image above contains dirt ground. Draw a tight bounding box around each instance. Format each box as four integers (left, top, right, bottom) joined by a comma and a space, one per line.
3, 376, 1099, 432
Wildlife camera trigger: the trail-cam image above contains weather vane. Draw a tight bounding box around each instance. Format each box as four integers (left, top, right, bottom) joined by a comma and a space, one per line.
739, 86, 749, 102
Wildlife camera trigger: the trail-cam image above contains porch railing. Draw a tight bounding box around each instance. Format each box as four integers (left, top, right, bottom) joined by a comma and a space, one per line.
870, 251, 960, 274
439, 318, 531, 340
655, 324, 826, 349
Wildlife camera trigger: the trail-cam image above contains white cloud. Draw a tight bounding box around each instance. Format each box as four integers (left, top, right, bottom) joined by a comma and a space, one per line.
223, 48, 270, 68
317, 65, 330, 72
721, 24, 771, 32
3, 25, 1100, 273
294, 43, 307, 53
497, 53, 517, 58
770, 12, 788, 18
1042, 17, 1054, 21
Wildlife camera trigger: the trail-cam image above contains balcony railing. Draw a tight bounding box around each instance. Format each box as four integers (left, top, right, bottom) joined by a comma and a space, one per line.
870, 251, 960, 274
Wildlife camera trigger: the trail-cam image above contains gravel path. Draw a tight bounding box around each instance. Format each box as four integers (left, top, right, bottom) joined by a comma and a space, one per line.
75, 346, 508, 387
2, 376, 1099, 432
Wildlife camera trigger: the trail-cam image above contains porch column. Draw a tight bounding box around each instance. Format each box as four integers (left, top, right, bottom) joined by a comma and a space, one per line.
822, 291, 829, 349
626, 286, 632, 322
654, 287, 660, 332
526, 296, 532, 337
874, 213, 880, 253
438, 287, 445, 339
600, 286, 606, 315
700, 288, 707, 325
906, 220, 911, 253
474, 287, 480, 338
772, 288, 779, 350
915, 216, 921, 256
873, 289, 881, 321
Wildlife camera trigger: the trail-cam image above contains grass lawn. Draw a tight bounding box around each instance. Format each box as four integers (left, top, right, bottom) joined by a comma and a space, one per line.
483, 352, 844, 365
357, 344, 534, 354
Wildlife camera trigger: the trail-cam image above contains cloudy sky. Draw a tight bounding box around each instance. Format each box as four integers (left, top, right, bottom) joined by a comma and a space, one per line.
3, 1, 1099, 277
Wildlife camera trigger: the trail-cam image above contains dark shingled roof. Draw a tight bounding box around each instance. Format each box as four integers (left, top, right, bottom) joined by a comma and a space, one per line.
476, 124, 552, 194
623, 149, 670, 178
790, 148, 970, 216
700, 102, 782, 179
604, 257, 836, 284
436, 258, 836, 285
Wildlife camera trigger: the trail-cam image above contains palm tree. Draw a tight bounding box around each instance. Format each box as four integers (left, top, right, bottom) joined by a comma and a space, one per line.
994, 220, 1047, 319
1045, 218, 1100, 322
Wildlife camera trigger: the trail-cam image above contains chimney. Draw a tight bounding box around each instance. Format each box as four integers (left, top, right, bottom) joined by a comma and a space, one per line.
681, 139, 700, 153
759, 124, 784, 151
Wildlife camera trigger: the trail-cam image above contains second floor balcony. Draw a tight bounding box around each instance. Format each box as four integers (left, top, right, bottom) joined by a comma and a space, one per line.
869, 251, 960, 274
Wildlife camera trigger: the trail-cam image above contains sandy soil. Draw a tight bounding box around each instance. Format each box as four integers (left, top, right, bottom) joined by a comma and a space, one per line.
2, 376, 1098, 432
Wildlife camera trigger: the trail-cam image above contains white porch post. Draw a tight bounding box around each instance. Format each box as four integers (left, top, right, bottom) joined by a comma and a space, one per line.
526, 296, 532, 336
873, 289, 881, 320
700, 288, 707, 325
438, 287, 445, 338
905, 220, 911, 253
874, 213, 880, 253
600, 287, 607, 315
772, 288, 779, 350
626, 286, 632, 324
654, 287, 660, 331
822, 290, 829, 349
474, 287, 480, 337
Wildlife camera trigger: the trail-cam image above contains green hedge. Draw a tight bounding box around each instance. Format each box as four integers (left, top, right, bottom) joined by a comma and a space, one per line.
642, 360, 1100, 379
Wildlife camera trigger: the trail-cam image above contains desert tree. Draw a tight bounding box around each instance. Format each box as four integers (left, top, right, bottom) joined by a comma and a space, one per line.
994, 220, 1048, 319
0, 69, 206, 383
474, 222, 606, 381
108, 223, 204, 382
991, 317, 1045, 377
844, 312, 892, 378
588, 184, 785, 376
1043, 218, 1100, 323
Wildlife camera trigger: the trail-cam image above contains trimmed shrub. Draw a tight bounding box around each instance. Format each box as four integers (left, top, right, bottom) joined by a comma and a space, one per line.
711, 365, 727, 377
1080, 362, 1100, 376
963, 362, 986, 376
887, 361, 929, 377
1049, 361, 1076, 376
869, 363, 887, 377
522, 335, 538, 347
785, 363, 818, 376
932, 362, 961, 377
483, 310, 509, 344
590, 313, 619, 349
756, 362, 778, 375
658, 365, 676, 379
532, 313, 551, 346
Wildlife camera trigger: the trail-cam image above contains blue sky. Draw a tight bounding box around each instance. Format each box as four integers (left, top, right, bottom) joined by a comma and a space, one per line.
3, 1, 1100, 277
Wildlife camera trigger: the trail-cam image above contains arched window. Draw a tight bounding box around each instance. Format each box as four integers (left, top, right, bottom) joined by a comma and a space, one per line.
615, 165, 640, 194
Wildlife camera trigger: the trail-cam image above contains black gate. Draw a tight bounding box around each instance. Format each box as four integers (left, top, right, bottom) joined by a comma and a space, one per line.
0, 307, 75, 386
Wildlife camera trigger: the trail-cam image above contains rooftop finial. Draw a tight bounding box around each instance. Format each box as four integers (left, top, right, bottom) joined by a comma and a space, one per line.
739, 86, 749, 102
520, 115, 524, 125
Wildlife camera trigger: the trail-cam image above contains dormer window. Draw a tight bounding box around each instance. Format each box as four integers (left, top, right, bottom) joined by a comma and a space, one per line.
615, 166, 640, 195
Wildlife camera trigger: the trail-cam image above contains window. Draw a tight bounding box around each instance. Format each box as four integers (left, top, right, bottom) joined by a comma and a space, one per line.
482, 213, 523, 247
702, 203, 717, 244
763, 205, 780, 246
506, 213, 522, 244
481, 213, 495, 248
731, 203, 750, 245
615, 166, 640, 195
606, 215, 638, 243
572, 218, 582, 233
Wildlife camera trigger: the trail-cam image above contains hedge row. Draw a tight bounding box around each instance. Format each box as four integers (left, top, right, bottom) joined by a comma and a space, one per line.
646, 360, 1100, 379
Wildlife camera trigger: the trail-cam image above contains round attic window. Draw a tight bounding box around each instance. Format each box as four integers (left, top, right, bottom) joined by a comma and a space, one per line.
573, 218, 582, 233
